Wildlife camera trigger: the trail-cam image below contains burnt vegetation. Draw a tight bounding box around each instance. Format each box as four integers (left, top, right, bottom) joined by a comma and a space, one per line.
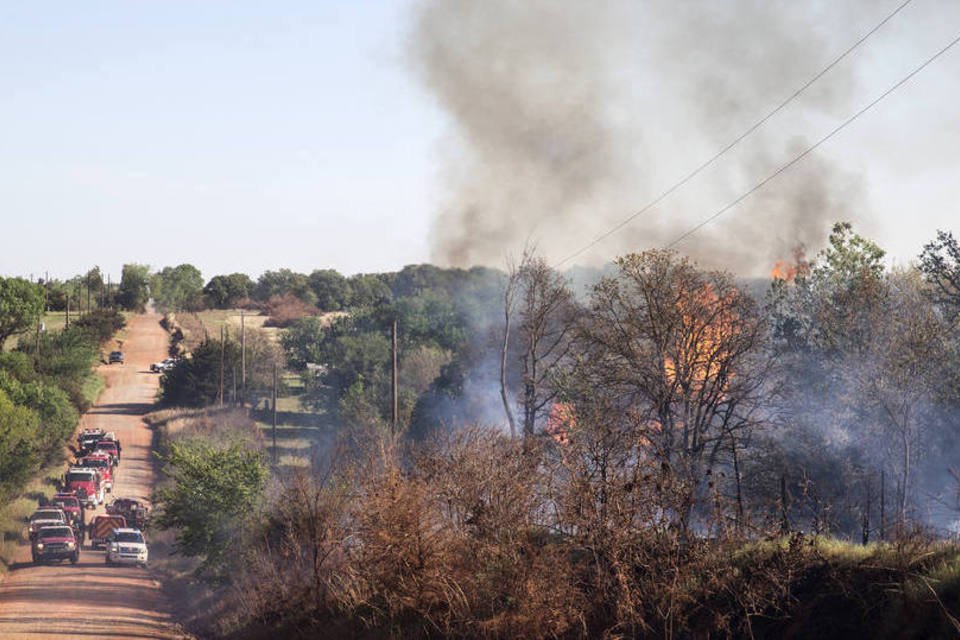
147, 224, 960, 639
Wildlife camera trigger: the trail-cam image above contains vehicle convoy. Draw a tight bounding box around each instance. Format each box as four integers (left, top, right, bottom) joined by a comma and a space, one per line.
63, 467, 103, 509
78, 427, 106, 454
77, 454, 114, 492
106, 498, 148, 530
50, 493, 85, 540
105, 528, 149, 567
32, 525, 80, 565
89, 514, 126, 549
28, 508, 66, 541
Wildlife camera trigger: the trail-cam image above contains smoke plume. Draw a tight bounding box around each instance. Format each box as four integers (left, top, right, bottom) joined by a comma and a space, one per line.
411, 0, 870, 274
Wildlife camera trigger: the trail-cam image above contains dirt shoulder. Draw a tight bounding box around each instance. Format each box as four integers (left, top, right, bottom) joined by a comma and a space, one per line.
0, 309, 191, 639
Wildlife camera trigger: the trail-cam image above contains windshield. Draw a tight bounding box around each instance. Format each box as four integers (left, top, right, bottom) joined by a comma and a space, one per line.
113, 532, 144, 543
38, 527, 73, 539
65, 472, 94, 483
52, 498, 79, 508
31, 511, 63, 521
97, 443, 117, 450
81, 459, 108, 469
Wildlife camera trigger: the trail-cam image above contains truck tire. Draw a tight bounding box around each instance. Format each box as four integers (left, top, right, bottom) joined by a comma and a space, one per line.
70, 552, 79, 565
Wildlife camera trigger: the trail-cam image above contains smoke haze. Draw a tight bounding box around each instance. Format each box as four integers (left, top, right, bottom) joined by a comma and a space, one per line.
411, 0, 875, 274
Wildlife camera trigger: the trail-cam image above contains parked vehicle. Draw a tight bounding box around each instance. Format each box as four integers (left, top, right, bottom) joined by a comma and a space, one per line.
105, 528, 149, 567
32, 525, 80, 565
106, 498, 148, 530
108, 351, 124, 364
149, 358, 178, 373
89, 514, 126, 549
63, 468, 103, 509
28, 508, 66, 541
50, 493, 85, 540
77, 454, 114, 492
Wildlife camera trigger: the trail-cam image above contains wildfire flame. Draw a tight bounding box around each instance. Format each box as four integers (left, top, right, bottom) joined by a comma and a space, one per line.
770, 246, 810, 282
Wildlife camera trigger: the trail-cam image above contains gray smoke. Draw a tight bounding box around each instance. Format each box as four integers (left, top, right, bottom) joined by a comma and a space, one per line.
411, 0, 871, 274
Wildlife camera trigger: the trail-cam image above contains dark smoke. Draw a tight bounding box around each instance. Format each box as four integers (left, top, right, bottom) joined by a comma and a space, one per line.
411, 0, 871, 274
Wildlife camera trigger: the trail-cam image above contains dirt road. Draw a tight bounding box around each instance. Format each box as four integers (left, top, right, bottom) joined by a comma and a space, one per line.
0, 309, 188, 639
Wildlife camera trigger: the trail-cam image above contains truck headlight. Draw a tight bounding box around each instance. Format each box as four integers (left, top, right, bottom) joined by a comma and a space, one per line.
111, 543, 119, 552
67, 541, 75, 549
35, 543, 44, 550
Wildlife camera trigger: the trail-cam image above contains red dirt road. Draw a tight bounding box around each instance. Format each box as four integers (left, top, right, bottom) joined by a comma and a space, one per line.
0, 310, 189, 639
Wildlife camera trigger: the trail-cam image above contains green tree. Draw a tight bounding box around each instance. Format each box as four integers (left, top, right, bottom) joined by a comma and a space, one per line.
0, 277, 45, 351
308, 269, 351, 311
0, 387, 39, 500
254, 269, 316, 305
204, 273, 253, 309
154, 439, 267, 580
280, 315, 328, 371
117, 263, 151, 312
153, 264, 205, 311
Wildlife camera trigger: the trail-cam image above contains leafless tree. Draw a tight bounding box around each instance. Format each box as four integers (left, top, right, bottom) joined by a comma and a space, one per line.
500, 248, 578, 438
573, 249, 771, 532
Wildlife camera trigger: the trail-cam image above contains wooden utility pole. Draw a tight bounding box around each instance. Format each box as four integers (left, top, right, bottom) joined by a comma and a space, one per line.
219, 325, 225, 407
880, 469, 886, 542
779, 475, 790, 534
391, 318, 398, 433
65, 297, 70, 328
240, 310, 246, 408
272, 363, 279, 466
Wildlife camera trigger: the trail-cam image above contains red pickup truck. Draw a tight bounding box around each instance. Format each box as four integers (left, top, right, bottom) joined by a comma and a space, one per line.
32, 525, 80, 565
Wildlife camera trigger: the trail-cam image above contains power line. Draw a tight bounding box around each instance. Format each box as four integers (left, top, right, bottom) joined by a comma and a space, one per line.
667, 30, 960, 250
557, 0, 914, 266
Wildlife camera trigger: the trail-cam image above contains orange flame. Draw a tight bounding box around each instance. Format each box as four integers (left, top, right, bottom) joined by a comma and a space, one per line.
770, 246, 810, 282
545, 402, 574, 445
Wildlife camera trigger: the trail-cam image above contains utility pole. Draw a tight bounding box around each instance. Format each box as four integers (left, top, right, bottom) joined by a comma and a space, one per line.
779, 475, 790, 535
240, 310, 246, 408
880, 469, 886, 542
219, 325, 225, 407
65, 296, 70, 328
272, 363, 279, 466
391, 317, 398, 433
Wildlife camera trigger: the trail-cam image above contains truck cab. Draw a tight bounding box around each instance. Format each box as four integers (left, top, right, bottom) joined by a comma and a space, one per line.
32, 525, 80, 565
94, 440, 120, 466
78, 428, 106, 455
50, 493, 85, 540
63, 468, 103, 509
28, 508, 66, 541
78, 454, 114, 492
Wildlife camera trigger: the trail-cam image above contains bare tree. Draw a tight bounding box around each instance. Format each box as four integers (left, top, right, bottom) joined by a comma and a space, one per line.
573, 250, 770, 532
500, 248, 578, 439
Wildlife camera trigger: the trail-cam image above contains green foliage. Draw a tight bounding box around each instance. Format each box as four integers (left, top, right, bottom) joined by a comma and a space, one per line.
308, 269, 351, 311
117, 263, 152, 312
280, 315, 327, 371
347, 273, 392, 308
153, 439, 267, 580
254, 269, 316, 306
0, 369, 77, 466
69, 308, 126, 343
919, 229, 960, 317
161, 338, 240, 407
0, 388, 40, 502
204, 273, 253, 309
0, 277, 45, 351
153, 263, 206, 312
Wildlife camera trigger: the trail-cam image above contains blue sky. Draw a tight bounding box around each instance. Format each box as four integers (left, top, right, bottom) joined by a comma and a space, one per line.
2, 1, 960, 282
0, 1, 441, 280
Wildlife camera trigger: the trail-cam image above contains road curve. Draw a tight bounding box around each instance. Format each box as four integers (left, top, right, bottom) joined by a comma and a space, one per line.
0, 309, 189, 639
